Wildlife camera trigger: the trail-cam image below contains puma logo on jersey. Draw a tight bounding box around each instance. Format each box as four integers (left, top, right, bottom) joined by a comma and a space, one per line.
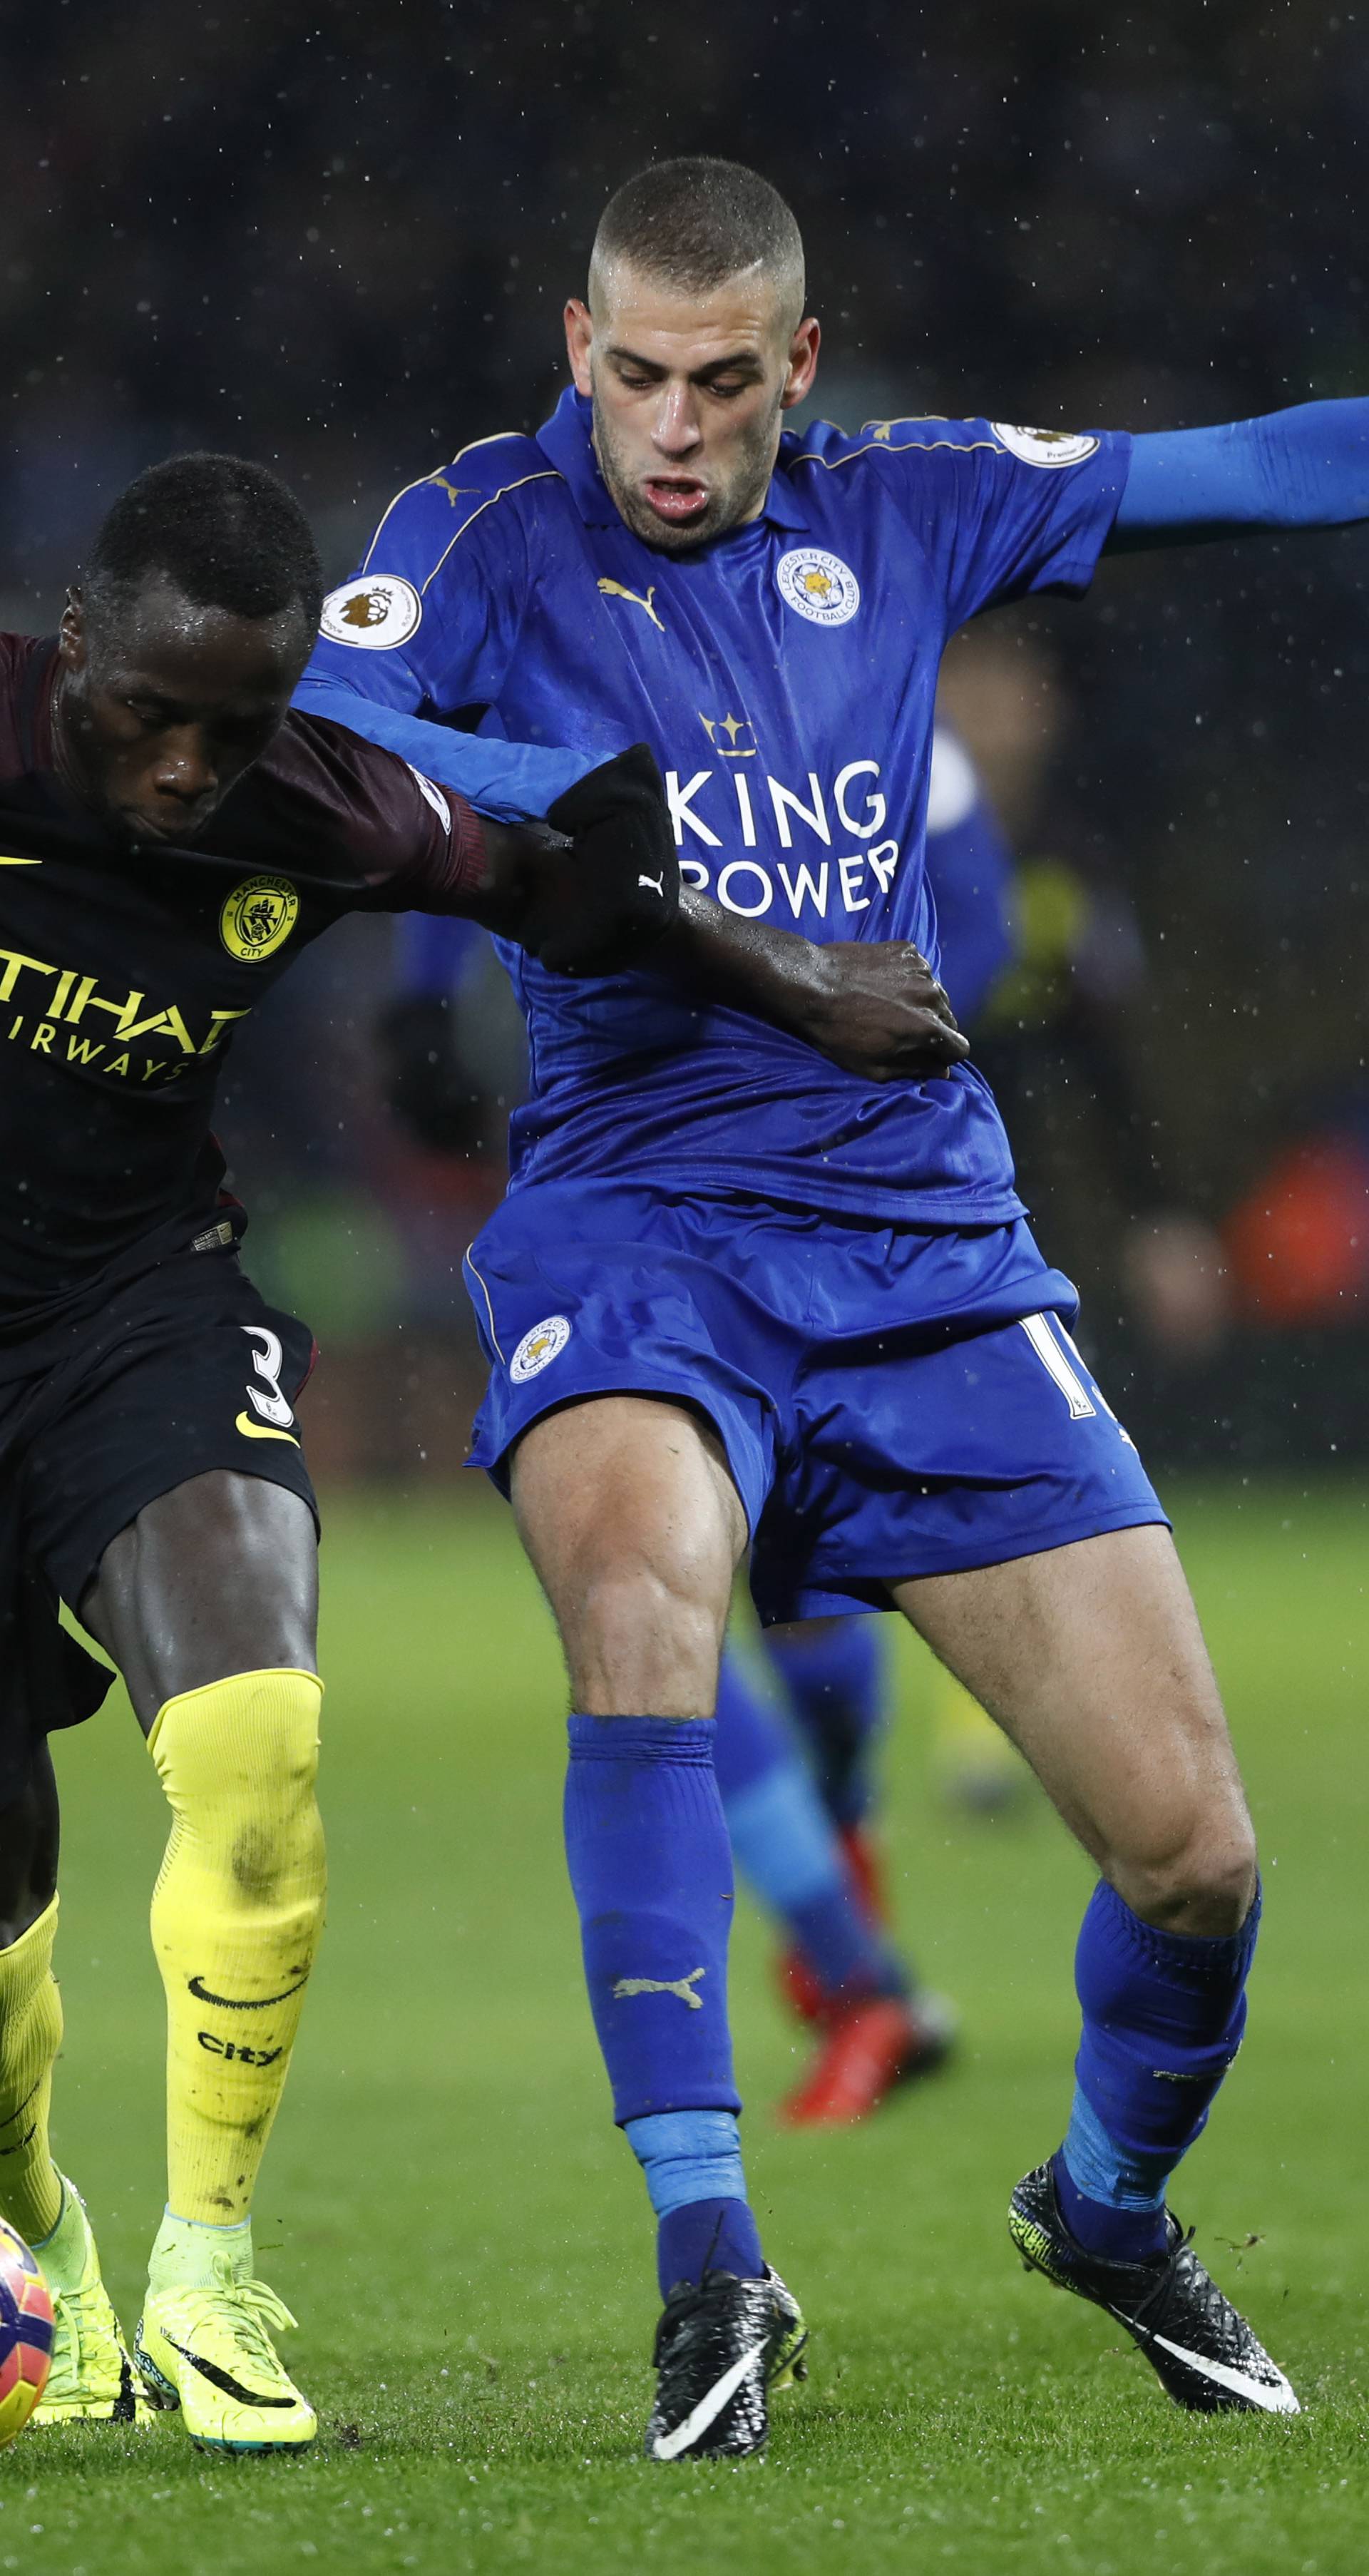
612, 1967, 706, 2010
598, 578, 665, 632
637, 872, 665, 896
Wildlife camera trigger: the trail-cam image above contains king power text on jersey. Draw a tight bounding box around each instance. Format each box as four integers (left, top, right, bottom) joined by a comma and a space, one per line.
665, 757, 901, 922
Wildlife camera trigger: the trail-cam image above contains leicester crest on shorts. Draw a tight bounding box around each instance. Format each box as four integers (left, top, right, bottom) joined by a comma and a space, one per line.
319, 573, 424, 650
511, 1314, 571, 1383
220, 876, 300, 964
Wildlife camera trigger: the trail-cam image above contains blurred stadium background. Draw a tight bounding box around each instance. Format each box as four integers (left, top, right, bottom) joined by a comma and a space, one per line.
5, 1, 1369, 1481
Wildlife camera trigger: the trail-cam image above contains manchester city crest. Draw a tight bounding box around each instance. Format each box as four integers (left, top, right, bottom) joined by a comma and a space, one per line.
220, 876, 300, 964
775, 546, 861, 628
318, 573, 424, 650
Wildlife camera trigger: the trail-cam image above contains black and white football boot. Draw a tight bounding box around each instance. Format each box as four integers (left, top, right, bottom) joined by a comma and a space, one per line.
645, 2266, 808, 2462
1009, 2161, 1299, 2416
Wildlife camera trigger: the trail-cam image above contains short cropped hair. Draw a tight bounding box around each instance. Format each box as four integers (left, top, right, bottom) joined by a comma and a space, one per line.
590, 157, 805, 320
84, 453, 324, 635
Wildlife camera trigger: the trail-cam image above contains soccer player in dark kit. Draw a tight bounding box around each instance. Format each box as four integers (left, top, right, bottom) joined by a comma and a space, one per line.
0, 449, 676, 2453
0, 449, 963, 2453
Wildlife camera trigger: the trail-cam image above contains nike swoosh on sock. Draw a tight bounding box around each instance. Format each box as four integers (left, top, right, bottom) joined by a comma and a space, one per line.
188, 1973, 309, 2010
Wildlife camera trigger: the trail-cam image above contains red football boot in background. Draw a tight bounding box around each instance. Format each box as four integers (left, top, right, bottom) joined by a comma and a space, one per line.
779, 1990, 957, 2128
774, 1820, 895, 2025
837, 1821, 890, 1923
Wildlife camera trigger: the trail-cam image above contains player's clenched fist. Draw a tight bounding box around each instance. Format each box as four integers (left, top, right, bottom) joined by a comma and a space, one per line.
794, 940, 970, 1082
468, 743, 679, 973
537, 742, 680, 971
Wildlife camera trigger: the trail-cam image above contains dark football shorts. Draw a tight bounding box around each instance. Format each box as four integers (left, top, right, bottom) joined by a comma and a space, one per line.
0, 1240, 318, 1796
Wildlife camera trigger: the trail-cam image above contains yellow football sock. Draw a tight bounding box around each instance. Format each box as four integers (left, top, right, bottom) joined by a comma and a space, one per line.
0, 1895, 64, 2247
149, 1669, 326, 2228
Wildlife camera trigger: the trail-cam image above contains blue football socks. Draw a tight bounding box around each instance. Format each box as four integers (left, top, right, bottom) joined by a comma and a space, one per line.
563, 1714, 764, 2292
1057, 1876, 1261, 2264
625, 2110, 764, 2294
712, 1648, 906, 2004
764, 1617, 886, 1826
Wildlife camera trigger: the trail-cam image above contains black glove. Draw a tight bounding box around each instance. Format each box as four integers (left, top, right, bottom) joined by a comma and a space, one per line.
376, 993, 491, 1156
533, 742, 680, 974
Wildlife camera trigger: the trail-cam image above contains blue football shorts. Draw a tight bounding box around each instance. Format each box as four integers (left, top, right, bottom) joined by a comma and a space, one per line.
464, 1182, 1168, 1625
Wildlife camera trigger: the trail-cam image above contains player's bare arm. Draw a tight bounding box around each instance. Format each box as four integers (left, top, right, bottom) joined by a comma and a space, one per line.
665, 889, 968, 1080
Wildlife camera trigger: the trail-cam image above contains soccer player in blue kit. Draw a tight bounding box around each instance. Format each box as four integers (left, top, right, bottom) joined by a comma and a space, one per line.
383, 721, 1014, 2122
298, 158, 1369, 2455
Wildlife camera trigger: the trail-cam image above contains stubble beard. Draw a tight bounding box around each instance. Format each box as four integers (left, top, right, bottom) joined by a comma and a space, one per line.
590, 384, 785, 553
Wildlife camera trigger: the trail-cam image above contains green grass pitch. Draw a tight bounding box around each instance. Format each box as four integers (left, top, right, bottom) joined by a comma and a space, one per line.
10, 1477, 1369, 2574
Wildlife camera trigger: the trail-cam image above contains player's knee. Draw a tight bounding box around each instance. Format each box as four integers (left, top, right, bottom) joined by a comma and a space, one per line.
565, 1562, 724, 1714
151, 1670, 324, 1888
1117, 1803, 1258, 1936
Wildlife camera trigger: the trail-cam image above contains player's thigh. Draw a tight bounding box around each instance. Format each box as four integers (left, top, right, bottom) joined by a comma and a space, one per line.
890, 1524, 1255, 1925
81, 1471, 319, 1734
0, 1737, 60, 1944
510, 1395, 748, 1715
26, 1265, 321, 1732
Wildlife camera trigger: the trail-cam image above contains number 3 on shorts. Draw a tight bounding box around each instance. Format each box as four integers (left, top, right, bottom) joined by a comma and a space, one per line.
1020, 1312, 1134, 1446
240, 1324, 295, 1429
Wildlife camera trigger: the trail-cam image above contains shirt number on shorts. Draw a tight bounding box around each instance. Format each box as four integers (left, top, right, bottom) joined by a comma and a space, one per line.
1020, 1312, 1134, 1446
242, 1324, 294, 1428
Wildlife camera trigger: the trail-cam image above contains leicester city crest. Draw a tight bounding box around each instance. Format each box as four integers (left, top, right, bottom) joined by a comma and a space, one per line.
220, 875, 300, 964
775, 546, 861, 628
510, 1314, 571, 1384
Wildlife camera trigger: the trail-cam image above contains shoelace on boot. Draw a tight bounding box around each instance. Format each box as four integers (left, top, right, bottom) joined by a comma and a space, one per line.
43, 2280, 99, 2401
1129, 2225, 1204, 2343
195, 2254, 299, 2386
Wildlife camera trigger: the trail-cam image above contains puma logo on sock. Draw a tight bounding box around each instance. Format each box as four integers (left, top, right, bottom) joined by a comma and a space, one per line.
612, 1967, 706, 2010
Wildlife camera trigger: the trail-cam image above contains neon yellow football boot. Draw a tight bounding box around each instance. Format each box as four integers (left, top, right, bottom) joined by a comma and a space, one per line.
135, 2253, 317, 2453
31, 2176, 157, 2426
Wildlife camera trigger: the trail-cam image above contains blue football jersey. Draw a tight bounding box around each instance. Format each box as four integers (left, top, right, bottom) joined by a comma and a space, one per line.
299, 390, 1128, 1222
396, 722, 1015, 1031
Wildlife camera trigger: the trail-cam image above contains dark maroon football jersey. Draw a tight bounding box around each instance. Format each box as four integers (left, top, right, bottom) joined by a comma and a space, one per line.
0, 636, 488, 1329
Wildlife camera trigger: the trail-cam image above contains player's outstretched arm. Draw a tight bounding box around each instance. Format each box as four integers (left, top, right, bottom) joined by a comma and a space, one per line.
662, 891, 970, 1083
459, 742, 680, 973
1110, 399, 1369, 549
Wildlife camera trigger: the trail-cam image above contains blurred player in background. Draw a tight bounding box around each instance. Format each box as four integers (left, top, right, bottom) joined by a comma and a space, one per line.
298, 156, 1369, 2453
